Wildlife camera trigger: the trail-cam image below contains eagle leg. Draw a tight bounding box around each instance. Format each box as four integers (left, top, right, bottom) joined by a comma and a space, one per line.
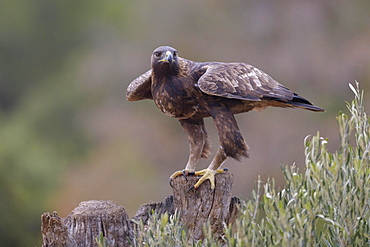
187, 103, 249, 190
169, 118, 211, 187
180, 118, 211, 167
209, 103, 250, 160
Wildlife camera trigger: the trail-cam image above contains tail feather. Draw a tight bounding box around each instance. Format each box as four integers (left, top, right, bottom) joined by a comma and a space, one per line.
288, 93, 325, 112
266, 93, 325, 112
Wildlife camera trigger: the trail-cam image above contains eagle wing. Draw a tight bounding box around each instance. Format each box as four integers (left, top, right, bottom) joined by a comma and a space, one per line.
126, 69, 153, 101
197, 62, 294, 101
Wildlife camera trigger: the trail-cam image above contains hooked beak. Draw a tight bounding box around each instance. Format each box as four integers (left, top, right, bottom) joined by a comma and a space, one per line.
159, 50, 173, 63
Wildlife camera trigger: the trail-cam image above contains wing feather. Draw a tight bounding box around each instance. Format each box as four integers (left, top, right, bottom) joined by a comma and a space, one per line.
197, 63, 294, 101
126, 69, 153, 101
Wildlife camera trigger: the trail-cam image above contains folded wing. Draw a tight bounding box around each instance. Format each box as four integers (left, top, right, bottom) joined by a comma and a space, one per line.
197, 62, 294, 101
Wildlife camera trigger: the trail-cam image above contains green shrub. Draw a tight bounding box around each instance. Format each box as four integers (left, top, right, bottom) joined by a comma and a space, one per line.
133, 82, 370, 246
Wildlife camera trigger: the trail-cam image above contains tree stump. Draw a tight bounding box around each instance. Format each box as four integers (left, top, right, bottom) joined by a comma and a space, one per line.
131, 195, 174, 224
172, 172, 239, 240
41, 200, 133, 247
41, 173, 239, 245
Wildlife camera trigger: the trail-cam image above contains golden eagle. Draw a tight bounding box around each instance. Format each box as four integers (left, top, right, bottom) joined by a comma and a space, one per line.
126, 46, 324, 190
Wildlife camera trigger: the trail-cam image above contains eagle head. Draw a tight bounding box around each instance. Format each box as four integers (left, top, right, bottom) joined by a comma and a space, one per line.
151, 46, 180, 76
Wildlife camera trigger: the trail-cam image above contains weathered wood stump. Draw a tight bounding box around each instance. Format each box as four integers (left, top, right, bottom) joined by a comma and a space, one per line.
171, 172, 239, 240
41, 173, 239, 245
41, 200, 133, 247
131, 194, 174, 224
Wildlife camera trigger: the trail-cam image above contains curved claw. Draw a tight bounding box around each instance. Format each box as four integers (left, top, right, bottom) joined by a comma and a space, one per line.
169, 169, 195, 188
169, 177, 174, 188
182, 170, 188, 182
187, 185, 195, 192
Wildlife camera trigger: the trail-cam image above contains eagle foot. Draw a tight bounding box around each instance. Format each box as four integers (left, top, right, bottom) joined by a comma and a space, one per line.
188, 168, 228, 191
169, 168, 228, 189
169, 169, 193, 188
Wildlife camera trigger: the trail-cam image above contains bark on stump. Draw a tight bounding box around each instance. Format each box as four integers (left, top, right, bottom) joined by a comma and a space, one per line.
171, 172, 239, 240
41, 200, 133, 247
131, 194, 174, 224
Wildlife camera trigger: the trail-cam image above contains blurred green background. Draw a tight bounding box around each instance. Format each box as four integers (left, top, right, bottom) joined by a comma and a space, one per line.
1, 0, 370, 245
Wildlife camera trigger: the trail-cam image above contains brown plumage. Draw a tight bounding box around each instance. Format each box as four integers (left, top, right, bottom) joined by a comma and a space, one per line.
126, 46, 324, 189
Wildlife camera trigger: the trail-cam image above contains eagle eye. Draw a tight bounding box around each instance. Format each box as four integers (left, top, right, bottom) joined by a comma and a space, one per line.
154, 52, 162, 58
173, 51, 178, 57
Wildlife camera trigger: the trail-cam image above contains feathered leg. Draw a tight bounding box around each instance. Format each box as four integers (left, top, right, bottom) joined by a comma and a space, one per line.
169, 118, 211, 185
181, 118, 211, 170
191, 104, 249, 189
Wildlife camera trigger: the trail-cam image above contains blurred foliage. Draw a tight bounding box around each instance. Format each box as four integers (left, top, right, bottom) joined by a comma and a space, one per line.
1, 0, 370, 245
0, 0, 111, 245
132, 82, 370, 245
0, 69, 90, 246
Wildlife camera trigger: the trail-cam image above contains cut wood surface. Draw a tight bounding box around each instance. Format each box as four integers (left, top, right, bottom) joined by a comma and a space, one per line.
41, 200, 133, 247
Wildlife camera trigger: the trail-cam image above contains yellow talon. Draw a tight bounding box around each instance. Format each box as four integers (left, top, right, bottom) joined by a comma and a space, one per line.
169, 169, 194, 187
169, 168, 228, 189
170, 170, 186, 180
193, 169, 217, 189
193, 168, 228, 189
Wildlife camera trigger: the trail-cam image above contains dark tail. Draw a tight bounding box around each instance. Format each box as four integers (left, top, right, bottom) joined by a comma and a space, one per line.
287, 93, 325, 112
